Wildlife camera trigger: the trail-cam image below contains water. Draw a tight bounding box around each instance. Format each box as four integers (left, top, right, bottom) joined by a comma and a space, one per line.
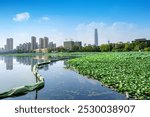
0, 56, 126, 100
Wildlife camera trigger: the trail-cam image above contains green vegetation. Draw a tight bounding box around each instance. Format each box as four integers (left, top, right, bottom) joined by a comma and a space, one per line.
67, 52, 150, 99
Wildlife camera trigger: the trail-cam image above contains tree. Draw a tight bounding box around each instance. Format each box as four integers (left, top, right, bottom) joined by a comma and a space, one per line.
72, 45, 80, 52
144, 47, 150, 51
112, 42, 125, 51
134, 45, 140, 51
139, 42, 147, 50
100, 44, 111, 52
124, 43, 134, 51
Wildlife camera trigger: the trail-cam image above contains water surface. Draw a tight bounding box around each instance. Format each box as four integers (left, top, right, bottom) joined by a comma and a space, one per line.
0, 56, 126, 100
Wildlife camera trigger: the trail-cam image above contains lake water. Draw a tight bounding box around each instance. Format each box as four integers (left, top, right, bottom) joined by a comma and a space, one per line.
0, 56, 126, 100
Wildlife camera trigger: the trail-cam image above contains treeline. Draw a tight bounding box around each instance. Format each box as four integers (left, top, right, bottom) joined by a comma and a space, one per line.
51, 41, 150, 52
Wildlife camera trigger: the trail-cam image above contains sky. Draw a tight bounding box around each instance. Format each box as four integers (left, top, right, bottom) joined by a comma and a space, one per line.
0, 0, 150, 48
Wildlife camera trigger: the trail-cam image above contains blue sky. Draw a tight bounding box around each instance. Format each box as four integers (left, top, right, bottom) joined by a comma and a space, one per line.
0, 0, 150, 47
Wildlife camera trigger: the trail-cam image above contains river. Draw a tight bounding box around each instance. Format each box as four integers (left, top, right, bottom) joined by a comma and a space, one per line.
0, 56, 126, 100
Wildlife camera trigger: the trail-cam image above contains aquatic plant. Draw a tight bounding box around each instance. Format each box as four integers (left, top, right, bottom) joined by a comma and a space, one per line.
67, 52, 150, 99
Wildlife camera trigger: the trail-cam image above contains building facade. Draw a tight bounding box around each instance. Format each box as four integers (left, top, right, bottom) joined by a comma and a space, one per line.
49, 42, 56, 49
39, 38, 44, 49
64, 41, 82, 50
74, 41, 82, 47
94, 28, 98, 46
31, 36, 36, 50
64, 41, 74, 50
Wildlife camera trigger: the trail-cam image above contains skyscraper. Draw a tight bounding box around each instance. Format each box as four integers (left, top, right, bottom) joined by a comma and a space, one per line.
94, 28, 98, 46
39, 38, 44, 49
31, 36, 36, 50
6, 38, 13, 51
43, 37, 49, 48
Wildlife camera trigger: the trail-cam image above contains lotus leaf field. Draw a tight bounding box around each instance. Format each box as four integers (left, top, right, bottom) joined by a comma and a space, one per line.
67, 52, 150, 99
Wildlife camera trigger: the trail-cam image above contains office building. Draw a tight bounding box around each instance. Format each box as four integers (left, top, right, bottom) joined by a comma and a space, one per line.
31, 36, 36, 50
94, 28, 98, 46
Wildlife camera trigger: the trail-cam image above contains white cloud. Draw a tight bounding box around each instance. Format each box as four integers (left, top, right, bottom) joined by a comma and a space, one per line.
74, 21, 150, 45
13, 12, 30, 22
41, 17, 50, 21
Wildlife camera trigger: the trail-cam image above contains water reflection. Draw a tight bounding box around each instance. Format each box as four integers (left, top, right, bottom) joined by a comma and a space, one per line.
0, 56, 51, 100
0, 56, 51, 71
0, 56, 13, 70
5, 56, 13, 70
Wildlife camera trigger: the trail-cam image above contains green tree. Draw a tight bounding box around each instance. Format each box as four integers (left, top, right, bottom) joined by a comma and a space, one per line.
100, 44, 111, 52
113, 42, 125, 52
144, 47, 150, 51
124, 43, 134, 51
134, 45, 140, 51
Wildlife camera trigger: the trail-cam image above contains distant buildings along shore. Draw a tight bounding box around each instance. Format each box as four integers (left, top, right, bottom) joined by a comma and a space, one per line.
1, 28, 150, 53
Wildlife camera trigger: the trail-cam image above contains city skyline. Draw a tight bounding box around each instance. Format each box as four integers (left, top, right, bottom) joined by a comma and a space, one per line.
0, 0, 150, 47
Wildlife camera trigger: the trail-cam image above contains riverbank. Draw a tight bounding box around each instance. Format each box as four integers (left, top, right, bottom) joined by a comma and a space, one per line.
67, 52, 150, 99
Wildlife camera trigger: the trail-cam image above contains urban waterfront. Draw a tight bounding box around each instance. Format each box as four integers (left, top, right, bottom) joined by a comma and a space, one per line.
0, 56, 126, 100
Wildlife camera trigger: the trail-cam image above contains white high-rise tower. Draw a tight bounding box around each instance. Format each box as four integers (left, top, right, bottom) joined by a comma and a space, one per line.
94, 28, 98, 46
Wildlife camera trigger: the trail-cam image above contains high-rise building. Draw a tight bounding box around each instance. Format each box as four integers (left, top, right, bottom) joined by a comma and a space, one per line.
94, 28, 98, 46
64, 41, 74, 50
31, 36, 36, 50
6, 38, 13, 51
49, 42, 56, 49
39, 38, 44, 49
43, 37, 49, 48
26, 42, 31, 51
74, 41, 82, 47
24, 42, 31, 51
53, 43, 56, 48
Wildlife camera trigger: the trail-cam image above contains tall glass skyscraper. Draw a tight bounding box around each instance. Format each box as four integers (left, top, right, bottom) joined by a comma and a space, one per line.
94, 28, 98, 46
